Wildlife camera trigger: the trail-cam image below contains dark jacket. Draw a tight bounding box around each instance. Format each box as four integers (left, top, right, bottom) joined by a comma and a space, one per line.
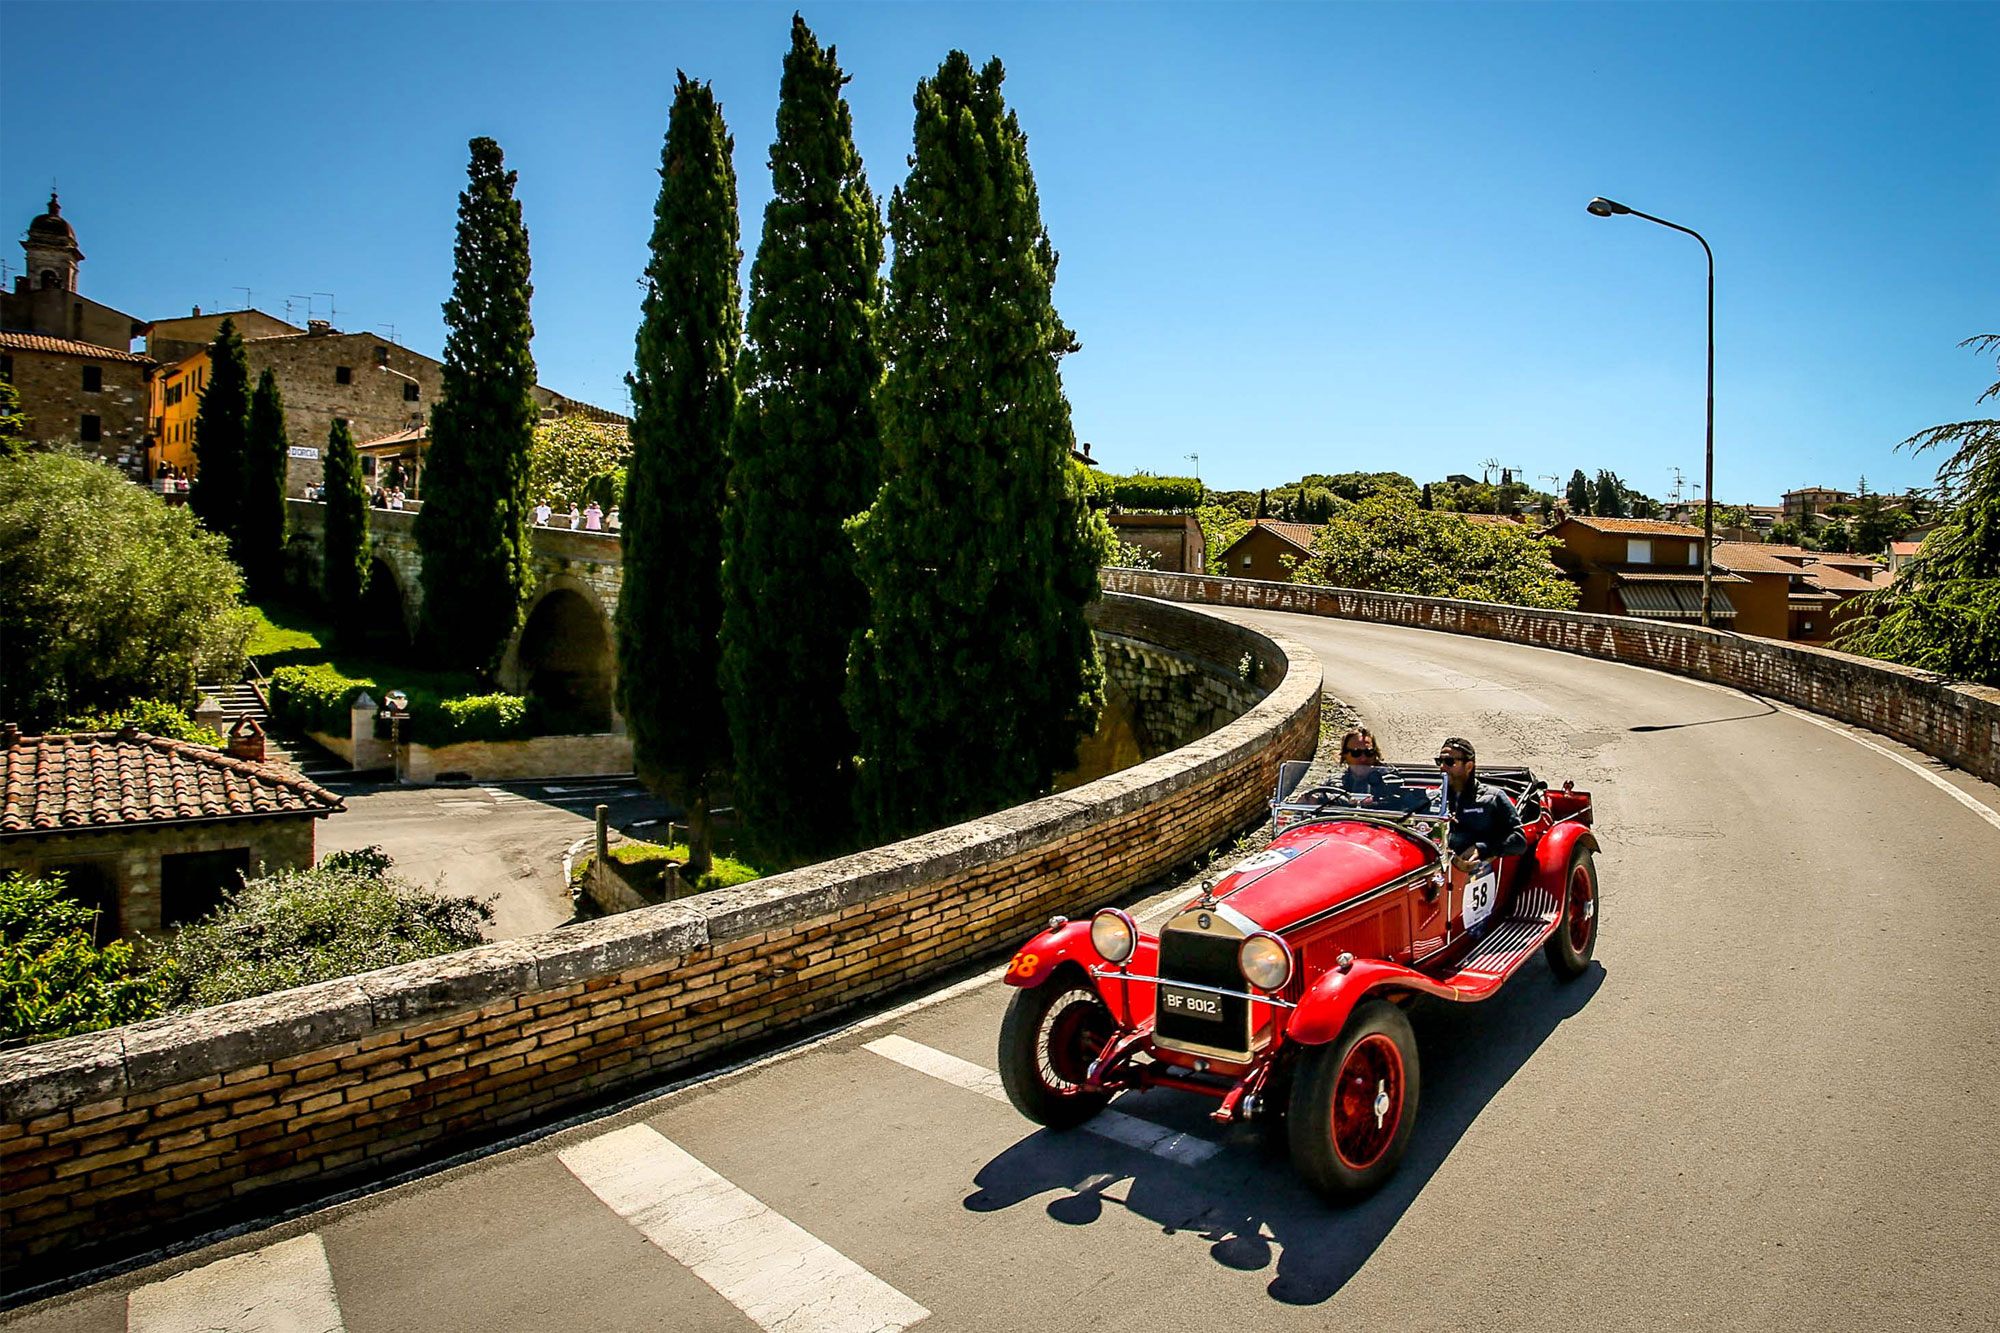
1445, 778, 1528, 860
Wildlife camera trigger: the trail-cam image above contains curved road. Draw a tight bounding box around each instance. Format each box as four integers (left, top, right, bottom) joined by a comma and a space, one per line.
11, 609, 1999, 1332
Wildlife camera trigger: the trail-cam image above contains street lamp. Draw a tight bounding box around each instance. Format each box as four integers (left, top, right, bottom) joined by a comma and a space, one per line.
379, 689, 410, 784
1586, 196, 1718, 628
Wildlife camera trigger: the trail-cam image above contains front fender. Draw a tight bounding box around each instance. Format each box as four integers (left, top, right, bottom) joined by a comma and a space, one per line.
1003, 920, 1097, 987
1286, 958, 1457, 1045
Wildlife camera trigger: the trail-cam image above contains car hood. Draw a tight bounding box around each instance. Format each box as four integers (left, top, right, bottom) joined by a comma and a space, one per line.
1210, 819, 1433, 935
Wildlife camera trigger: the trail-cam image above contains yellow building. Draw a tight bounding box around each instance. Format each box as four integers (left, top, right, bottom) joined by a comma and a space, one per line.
149, 349, 209, 478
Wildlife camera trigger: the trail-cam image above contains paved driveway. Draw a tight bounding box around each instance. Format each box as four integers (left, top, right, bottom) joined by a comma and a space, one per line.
11, 608, 2000, 1331
315, 777, 668, 939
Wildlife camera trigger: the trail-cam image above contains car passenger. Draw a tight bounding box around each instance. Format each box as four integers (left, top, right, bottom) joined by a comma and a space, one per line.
1334, 728, 1396, 802
1436, 736, 1528, 871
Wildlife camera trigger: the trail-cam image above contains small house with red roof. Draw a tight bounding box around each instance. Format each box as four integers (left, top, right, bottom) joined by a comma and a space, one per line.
0, 725, 343, 941
1216, 519, 1320, 582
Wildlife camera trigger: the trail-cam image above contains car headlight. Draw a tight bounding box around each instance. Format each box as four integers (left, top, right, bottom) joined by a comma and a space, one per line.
1238, 932, 1294, 991
1090, 908, 1137, 965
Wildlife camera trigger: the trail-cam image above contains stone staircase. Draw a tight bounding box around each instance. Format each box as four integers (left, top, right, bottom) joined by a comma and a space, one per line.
198, 677, 349, 785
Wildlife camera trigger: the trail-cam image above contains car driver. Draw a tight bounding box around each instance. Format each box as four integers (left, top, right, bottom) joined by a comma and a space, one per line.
1436, 736, 1528, 872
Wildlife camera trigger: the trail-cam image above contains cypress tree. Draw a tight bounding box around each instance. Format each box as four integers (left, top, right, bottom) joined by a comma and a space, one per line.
321, 418, 371, 632
722, 17, 884, 863
190, 318, 251, 552
1419, 482, 1434, 511
847, 51, 1107, 843
415, 136, 538, 671
239, 368, 289, 596
1594, 468, 1628, 518
1566, 468, 1591, 513
618, 74, 740, 876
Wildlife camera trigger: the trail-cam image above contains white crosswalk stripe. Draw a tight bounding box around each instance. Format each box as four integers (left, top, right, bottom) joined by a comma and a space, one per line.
126, 1232, 344, 1333
559, 1123, 929, 1333
862, 1034, 1221, 1165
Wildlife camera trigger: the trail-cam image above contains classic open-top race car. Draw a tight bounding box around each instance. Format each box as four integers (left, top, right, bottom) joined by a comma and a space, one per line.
998, 759, 1599, 1199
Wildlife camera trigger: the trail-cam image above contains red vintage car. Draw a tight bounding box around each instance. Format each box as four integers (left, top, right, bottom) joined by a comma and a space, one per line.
998, 760, 1599, 1199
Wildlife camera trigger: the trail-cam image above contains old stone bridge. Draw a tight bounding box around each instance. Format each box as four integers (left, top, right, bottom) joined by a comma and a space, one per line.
282, 500, 1241, 764
286, 500, 625, 729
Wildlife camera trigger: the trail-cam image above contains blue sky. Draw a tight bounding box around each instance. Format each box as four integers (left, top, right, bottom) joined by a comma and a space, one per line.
5, 2, 1994, 504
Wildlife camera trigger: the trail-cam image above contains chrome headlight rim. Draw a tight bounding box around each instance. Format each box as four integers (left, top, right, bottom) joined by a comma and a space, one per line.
1238, 931, 1294, 991
1090, 908, 1138, 965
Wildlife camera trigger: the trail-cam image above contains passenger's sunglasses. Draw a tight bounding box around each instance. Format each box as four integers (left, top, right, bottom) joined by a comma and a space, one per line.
1343, 748, 1377, 759
1435, 755, 1469, 767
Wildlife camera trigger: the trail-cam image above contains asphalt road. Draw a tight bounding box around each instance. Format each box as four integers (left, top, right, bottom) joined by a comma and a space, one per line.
314, 777, 669, 939
11, 609, 1999, 1332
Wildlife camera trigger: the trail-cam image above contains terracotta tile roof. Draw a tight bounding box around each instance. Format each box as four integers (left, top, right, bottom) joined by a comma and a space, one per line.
1713, 542, 1809, 576
1240, 519, 1320, 552
1890, 540, 1922, 556
0, 730, 342, 836
1801, 564, 1879, 594
1555, 515, 1707, 537
1605, 565, 1750, 585
0, 330, 152, 364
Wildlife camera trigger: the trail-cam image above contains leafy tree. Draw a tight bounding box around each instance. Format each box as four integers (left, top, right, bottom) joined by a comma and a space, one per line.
1, 873, 168, 1044
0, 374, 27, 456
415, 136, 538, 671
1566, 469, 1592, 512
724, 19, 883, 865
1837, 334, 2000, 685
321, 418, 371, 629
148, 849, 490, 1011
529, 415, 630, 510
1, 452, 251, 727
847, 51, 1108, 843
1592, 469, 1629, 518
1303, 471, 1417, 503
1196, 502, 1252, 574
618, 75, 740, 876
189, 318, 252, 550
1291, 491, 1579, 608
239, 368, 290, 596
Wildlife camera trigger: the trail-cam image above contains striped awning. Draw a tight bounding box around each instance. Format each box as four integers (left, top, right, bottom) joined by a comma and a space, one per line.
1616, 582, 1737, 621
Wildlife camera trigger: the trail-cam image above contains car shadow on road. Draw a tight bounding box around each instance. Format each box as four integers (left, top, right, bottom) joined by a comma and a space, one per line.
964, 960, 1605, 1305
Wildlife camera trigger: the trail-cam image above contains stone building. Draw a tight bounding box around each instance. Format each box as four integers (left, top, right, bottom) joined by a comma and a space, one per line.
151, 317, 630, 491
0, 196, 154, 476
0, 724, 342, 941
0, 330, 153, 475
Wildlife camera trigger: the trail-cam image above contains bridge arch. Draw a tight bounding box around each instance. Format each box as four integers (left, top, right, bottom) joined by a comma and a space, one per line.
499, 575, 620, 734
358, 555, 415, 645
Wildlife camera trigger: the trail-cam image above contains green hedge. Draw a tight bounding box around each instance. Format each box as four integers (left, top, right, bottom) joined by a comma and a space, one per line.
1083, 471, 1204, 513
267, 665, 535, 745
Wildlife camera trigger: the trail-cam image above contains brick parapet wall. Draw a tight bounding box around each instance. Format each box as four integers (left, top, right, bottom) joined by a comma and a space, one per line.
0, 594, 1320, 1277
1103, 568, 2000, 786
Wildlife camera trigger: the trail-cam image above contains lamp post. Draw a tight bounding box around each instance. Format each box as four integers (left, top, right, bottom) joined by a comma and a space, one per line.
379, 689, 410, 784
1586, 196, 1717, 628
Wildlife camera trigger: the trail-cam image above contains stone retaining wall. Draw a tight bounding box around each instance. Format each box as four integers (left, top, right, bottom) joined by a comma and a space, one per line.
0, 593, 1320, 1278
1104, 568, 2000, 786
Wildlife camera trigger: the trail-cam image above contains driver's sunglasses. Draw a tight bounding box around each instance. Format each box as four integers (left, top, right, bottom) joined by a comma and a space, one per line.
1435, 755, 1469, 767
1344, 748, 1377, 759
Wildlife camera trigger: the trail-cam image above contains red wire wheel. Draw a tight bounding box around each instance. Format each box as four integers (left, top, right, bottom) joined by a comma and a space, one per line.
1288, 999, 1421, 1200
999, 979, 1115, 1129
1332, 1033, 1405, 1171
1544, 848, 1599, 980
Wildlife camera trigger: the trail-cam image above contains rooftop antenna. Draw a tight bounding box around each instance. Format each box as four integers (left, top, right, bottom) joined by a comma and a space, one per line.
288, 295, 313, 324
234, 286, 253, 310
1481, 456, 1502, 485
375, 323, 398, 345
1668, 466, 1686, 506
313, 293, 337, 326
1185, 452, 1200, 482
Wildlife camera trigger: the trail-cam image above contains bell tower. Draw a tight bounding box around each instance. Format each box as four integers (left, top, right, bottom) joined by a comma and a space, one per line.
22, 192, 83, 293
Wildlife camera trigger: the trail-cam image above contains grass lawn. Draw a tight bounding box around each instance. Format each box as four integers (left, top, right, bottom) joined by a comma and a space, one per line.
601, 841, 765, 892
245, 598, 485, 702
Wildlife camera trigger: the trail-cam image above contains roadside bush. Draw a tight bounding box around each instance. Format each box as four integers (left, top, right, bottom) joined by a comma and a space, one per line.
429, 692, 531, 744
1, 873, 168, 1044
59, 698, 223, 747
148, 851, 492, 1011
268, 662, 374, 734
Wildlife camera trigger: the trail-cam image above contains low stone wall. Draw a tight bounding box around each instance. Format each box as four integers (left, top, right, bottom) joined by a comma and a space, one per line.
1104, 568, 2000, 786
0, 593, 1320, 1277
400, 733, 632, 784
